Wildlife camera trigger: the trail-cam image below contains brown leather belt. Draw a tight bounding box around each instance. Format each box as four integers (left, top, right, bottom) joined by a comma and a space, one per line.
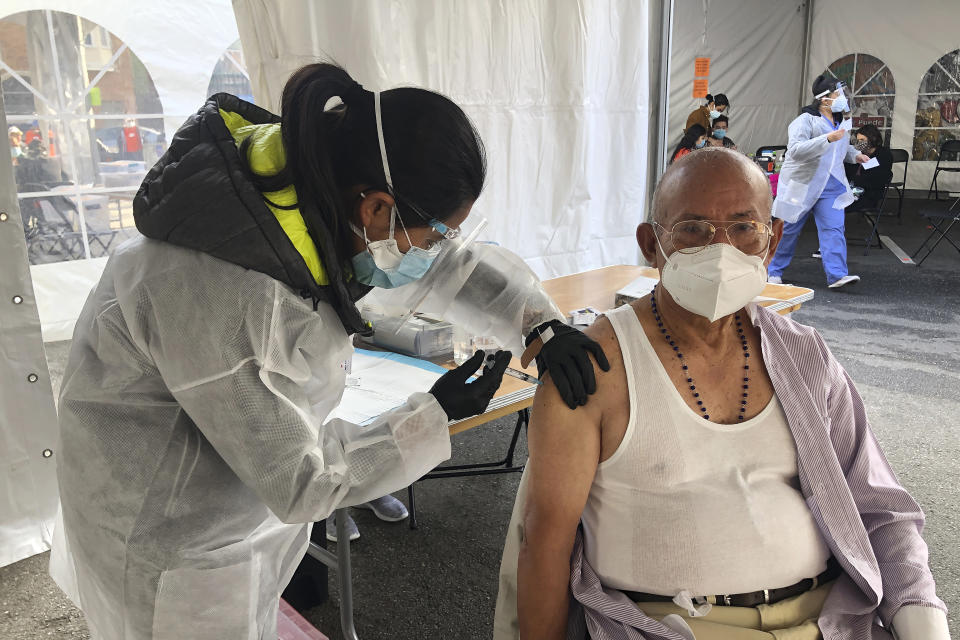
623, 557, 841, 608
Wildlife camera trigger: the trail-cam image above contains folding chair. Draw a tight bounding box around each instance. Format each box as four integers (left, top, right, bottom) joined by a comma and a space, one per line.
25, 183, 119, 258
912, 196, 960, 266
848, 179, 894, 255
755, 145, 787, 157
888, 148, 909, 219
20, 183, 85, 262
926, 139, 960, 200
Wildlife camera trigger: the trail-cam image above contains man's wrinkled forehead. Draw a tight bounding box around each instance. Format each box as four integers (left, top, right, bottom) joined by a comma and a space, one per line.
652, 149, 772, 225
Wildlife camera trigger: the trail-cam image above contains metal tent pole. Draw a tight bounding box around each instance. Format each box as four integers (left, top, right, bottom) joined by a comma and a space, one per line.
654, 0, 675, 185
798, 0, 815, 111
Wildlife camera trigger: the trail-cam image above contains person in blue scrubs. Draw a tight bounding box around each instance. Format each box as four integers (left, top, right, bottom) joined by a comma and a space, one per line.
769, 76, 870, 288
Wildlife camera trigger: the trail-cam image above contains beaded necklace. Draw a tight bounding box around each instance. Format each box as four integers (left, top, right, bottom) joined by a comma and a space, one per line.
650, 285, 751, 422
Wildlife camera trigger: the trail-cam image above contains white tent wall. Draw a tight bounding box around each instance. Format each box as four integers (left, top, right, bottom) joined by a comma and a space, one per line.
232, 0, 653, 279
0, 89, 60, 569
807, 0, 960, 191
1, 0, 240, 342
668, 0, 808, 160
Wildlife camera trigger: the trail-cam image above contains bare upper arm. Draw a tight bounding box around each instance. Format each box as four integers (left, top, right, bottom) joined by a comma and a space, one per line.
523, 314, 627, 532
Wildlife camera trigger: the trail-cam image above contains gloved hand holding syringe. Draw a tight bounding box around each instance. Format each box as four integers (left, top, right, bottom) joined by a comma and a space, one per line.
486, 353, 543, 386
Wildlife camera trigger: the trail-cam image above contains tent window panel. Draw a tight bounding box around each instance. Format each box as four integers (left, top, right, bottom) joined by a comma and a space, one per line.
824, 53, 895, 98
207, 39, 254, 104
859, 68, 895, 96
823, 54, 896, 148
1, 75, 36, 115
0, 9, 163, 264
827, 54, 856, 88
914, 50, 960, 160
854, 57, 885, 92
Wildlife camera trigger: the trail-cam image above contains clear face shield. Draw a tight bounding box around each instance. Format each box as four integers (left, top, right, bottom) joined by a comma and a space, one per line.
817, 81, 853, 114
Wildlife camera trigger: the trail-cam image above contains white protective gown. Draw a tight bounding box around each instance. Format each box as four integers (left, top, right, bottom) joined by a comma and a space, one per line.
771, 112, 859, 223
50, 234, 562, 639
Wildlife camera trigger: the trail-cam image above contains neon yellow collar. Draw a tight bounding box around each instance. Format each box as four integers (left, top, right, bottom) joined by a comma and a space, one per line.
220, 109, 329, 285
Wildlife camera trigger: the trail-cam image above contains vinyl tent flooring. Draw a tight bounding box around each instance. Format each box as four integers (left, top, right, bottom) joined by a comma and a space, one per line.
2, 198, 958, 640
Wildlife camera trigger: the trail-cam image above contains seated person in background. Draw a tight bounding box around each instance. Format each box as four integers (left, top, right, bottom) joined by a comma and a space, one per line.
707, 114, 737, 150
15, 138, 66, 188
670, 124, 706, 164
685, 93, 730, 133
845, 123, 893, 211
508, 148, 950, 640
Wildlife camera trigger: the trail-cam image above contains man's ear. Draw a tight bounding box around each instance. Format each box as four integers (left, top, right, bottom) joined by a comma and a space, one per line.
637, 222, 659, 266
356, 191, 396, 230
765, 218, 784, 266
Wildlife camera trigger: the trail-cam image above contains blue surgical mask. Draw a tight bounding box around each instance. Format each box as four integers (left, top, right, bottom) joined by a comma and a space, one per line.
350, 211, 441, 289
830, 94, 848, 113
709, 109, 722, 120
713, 129, 727, 140
695, 139, 707, 149
351, 242, 440, 289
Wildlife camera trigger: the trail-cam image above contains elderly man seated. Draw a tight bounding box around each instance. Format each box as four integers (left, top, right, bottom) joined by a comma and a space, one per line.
494, 148, 949, 640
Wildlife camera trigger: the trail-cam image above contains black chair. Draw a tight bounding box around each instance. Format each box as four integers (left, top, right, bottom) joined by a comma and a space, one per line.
912, 196, 960, 266
847, 178, 894, 255
20, 183, 117, 262
756, 145, 787, 157
926, 139, 960, 200
888, 148, 909, 219
20, 183, 84, 263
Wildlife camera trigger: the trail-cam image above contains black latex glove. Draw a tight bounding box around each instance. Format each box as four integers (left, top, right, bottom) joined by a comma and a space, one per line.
429, 350, 512, 420
526, 320, 610, 409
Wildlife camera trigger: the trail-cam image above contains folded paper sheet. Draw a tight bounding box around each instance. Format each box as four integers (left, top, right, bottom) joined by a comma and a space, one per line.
327, 350, 447, 425
327, 349, 538, 427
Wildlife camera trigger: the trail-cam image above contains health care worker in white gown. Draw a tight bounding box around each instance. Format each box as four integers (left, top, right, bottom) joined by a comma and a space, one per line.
49, 63, 609, 640
768, 75, 870, 289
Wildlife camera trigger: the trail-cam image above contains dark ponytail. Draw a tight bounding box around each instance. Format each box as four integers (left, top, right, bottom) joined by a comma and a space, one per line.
279, 62, 486, 269
704, 93, 730, 109
279, 64, 359, 271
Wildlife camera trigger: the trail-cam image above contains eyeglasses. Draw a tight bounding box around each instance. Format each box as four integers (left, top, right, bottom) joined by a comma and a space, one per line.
401, 198, 460, 239
359, 190, 462, 250
400, 197, 461, 251
655, 220, 772, 256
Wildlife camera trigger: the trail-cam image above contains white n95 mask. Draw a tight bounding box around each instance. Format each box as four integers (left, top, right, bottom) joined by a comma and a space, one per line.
658, 241, 768, 322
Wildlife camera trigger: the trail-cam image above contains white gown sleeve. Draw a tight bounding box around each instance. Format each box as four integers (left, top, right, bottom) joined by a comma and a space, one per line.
786, 115, 831, 164
136, 272, 451, 524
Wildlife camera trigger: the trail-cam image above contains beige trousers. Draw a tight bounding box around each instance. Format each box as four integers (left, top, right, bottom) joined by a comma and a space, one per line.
636, 580, 834, 639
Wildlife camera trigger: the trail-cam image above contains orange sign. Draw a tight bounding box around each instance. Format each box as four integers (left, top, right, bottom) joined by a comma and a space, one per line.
693, 78, 709, 99
694, 57, 711, 77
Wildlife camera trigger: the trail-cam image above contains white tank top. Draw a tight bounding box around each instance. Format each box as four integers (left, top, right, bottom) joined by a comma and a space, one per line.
581, 304, 831, 595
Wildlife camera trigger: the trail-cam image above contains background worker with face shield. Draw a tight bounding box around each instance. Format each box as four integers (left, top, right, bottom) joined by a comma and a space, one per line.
48, 63, 608, 640
768, 76, 871, 289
